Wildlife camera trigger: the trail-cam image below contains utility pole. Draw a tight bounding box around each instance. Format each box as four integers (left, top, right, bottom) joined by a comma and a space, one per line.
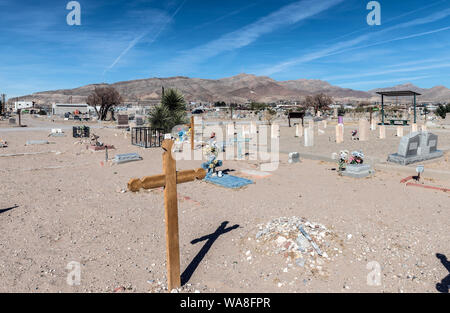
0, 94, 5, 115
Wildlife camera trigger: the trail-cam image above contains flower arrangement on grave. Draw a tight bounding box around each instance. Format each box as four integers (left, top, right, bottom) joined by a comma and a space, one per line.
348, 150, 364, 165
202, 132, 223, 177
338, 150, 365, 175
338, 150, 349, 174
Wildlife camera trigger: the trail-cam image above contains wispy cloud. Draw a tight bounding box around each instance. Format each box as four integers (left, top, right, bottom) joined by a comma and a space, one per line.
104, 0, 187, 74
191, 3, 257, 31
171, 0, 344, 67
325, 62, 450, 81
260, 7, 450, 75
340, 75, 433, 88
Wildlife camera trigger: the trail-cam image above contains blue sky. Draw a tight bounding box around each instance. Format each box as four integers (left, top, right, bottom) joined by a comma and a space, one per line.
1, 0, 450, 98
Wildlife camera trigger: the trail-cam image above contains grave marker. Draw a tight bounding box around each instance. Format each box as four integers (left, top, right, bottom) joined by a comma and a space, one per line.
271, 124, 279, 139
370, 119, 377, 131
117, 114, 129, 128
127, 140, 206, 290
304, 127, 314, 147
396, 126, 404, 137
227, 123, 234, 138
336, 124, 344, 143
359, 119, 369, 141
190, 116, 195, 151
295, 124, 303, 137
388, 131, 443, 165
379, 125, 386, 139
288, 152, 300, 163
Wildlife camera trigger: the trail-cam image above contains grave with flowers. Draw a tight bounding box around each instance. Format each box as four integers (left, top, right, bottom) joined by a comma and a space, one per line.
337, 150, 375, 178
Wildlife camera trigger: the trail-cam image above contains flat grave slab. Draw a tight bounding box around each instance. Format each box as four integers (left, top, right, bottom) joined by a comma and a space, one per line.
342, 164, 375, 178
114, 153, 142, 164
204, 174, 253, 189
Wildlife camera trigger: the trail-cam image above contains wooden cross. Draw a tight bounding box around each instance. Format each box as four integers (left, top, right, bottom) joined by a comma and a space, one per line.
127, 139, 206, 290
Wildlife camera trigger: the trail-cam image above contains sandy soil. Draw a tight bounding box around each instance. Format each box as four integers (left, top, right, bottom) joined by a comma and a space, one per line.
0, 116, 449, 293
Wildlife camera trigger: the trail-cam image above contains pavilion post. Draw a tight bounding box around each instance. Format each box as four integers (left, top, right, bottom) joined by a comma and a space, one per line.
381, 95, 384, 125
414, 94, 417, 124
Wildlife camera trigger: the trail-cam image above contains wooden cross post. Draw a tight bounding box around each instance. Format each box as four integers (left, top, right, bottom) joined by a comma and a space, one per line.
190, 116, 195, 151
127, 139, 206, 290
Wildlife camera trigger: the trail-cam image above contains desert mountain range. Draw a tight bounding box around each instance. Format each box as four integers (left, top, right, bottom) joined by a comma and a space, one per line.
13, 74, 450, 105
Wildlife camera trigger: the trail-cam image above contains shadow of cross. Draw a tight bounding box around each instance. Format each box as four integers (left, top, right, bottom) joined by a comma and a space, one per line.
0, 205, 18, 214
181, 221, 239, 286
436, 253, 450, 293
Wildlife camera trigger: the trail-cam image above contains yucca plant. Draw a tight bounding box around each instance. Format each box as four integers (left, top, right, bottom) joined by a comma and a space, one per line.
149, 104, 171, 131
149, 88, 188, 132
161, 89, 186, 113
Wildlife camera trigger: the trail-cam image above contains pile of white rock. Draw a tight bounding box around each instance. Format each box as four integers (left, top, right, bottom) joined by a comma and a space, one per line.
255, 217, 341, 273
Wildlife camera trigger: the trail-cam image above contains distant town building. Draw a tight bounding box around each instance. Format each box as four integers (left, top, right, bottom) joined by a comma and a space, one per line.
52, 103, 95, 116
13, 101, 33, 112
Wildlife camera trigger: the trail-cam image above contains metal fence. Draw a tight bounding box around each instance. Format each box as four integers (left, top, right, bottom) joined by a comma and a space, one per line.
131, 127, 164, 148
72, 126, 90, 138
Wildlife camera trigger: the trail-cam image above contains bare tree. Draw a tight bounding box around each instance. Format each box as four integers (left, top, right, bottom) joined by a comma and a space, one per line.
264, 108, 277, 125
304, 93, 333, 116
86, 87, 122, 121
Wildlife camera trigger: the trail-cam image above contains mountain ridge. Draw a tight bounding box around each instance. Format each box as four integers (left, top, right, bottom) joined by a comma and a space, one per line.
13, 74, 450, 105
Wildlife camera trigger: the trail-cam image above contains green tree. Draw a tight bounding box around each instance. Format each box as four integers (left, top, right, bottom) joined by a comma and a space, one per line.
149, 88, 188, 131
249, 102, 268, 112
436, 104, 447, 119
161, 88, 186, 112
149, 104, 170, 130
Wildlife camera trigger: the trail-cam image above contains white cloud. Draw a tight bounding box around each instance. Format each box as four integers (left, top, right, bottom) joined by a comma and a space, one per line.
340, 75, 433, 87
260, 7, 450, 75
103, 0, 186, 74
174, 0, 344, 65
325, 62, 450, 81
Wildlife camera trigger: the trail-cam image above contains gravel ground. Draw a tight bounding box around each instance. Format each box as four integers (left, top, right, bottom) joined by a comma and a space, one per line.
0, 116, 449, 293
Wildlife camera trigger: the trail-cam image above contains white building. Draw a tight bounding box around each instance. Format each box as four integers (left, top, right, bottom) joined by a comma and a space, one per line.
52, 103, 96, 116
14, 101, 33, 112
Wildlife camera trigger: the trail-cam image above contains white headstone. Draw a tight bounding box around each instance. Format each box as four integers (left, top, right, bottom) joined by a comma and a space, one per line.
370, 119, 377, 131
227, 123, 234, 137
336, 124, 344, 143
271, 124, 279, 139
304, 127, 314, 147
379, 125, 386, 139
359, 119, 369, 141
242, 124, 250, 137
295, 123, 303, 137
397, 126, 404, 137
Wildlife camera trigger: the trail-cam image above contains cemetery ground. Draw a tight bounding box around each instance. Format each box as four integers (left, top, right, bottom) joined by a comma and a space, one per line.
0, 116, 449, 293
